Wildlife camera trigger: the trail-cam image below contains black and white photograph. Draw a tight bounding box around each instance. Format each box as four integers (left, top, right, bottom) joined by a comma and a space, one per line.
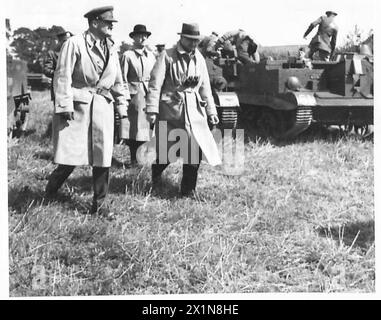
2, 0, 377, 299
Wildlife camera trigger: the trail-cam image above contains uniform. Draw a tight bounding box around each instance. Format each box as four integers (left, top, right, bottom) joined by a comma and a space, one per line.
45, 6, 128, 216
304, 12, 338, 61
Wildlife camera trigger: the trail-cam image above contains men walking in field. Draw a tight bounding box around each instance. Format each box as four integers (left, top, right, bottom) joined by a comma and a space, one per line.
303, 10, 339, 61
45, 6, 129, 218
145, 23, 221, 197
120, 24, 156, 166
215, 29, 260, 64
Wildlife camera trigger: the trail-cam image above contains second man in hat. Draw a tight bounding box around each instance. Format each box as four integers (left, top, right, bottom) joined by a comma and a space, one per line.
120, 24, 156, 165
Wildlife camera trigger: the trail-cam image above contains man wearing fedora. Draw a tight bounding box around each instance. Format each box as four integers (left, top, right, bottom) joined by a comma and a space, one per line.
303, 11, 339, 61
145, 23, 221, 197
45, 6, 129, 218
120, 24, 156, 165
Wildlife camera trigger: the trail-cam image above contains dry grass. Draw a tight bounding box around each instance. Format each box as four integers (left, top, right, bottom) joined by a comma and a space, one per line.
8, 90, 374, 296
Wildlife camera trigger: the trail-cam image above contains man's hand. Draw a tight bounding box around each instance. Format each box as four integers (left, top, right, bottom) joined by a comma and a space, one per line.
146, 112, 157, 124
60, 112, 74, 121
116, 103, 128, 119
208, 114, 219, 125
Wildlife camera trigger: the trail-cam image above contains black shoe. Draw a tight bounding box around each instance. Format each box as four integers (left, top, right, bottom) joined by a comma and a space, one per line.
44, 187, 58, 199
90, 202, 116, 220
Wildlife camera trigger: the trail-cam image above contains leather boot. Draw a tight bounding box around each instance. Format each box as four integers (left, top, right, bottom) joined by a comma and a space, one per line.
151, 162, 168, 191
181, 164, 199, 197
45, 165, 75, 197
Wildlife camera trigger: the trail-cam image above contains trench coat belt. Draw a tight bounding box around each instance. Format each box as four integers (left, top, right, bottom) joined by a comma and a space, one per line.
85, 86, 113, 102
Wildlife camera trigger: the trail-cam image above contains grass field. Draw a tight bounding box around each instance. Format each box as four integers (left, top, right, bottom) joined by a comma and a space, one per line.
8, 90, 374, 296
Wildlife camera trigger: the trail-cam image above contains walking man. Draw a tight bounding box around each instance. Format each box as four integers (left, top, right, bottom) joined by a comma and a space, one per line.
120, 24, 156, 166
145, 23, 221, 197
45, 6, 129, 218
303, 10, 339, 61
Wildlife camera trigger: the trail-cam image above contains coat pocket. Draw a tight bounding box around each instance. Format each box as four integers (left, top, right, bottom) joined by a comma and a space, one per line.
72, 87, 93, 103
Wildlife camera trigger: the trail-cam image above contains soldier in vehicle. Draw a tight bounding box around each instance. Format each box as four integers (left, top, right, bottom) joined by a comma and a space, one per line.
215, 29, 260, 64
303, 10, 339, 61
198, 31, 220, 59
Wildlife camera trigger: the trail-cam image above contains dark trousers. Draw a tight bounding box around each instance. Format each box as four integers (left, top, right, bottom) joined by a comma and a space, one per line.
126, 140, 145, 163
152, 160, 200, 195
46, 165, 109, 204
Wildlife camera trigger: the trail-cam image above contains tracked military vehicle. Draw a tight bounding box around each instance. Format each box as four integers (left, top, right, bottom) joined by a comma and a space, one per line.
207, 51, 373, 139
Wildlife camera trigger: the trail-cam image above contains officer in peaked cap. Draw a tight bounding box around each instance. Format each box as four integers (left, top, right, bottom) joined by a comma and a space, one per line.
84, 5, 118, 21
45, 5, 129, 219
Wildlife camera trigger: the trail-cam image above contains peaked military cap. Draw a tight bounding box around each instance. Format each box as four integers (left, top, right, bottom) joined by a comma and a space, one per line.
326, 10, 338, 16
84, 6, 118, 22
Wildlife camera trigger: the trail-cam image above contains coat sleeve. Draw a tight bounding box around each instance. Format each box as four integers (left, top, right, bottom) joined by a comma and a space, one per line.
145, 52, 168, 114
110, 55, 130, 104
53, 38, 77, 114
199, 57, 217, 116
304, 16, 323, 38
120, 52, 130, 92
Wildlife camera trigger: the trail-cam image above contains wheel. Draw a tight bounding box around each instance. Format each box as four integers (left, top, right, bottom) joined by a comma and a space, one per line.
218, 107, 238, 129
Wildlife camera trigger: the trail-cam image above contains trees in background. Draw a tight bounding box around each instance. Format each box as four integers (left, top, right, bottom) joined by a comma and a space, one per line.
10, 25, 66, 73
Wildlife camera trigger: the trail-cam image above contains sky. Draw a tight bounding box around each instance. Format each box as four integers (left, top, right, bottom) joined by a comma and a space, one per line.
4, 0, 376, 48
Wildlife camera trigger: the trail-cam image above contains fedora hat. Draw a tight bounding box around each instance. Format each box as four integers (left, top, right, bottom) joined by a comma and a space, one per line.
129, 24, 151, 38
84, 6, 118, 22
178, 23, 202, 40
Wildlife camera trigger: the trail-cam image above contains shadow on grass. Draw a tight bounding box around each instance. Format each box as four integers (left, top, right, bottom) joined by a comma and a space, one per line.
242, 123, 373, 146
8, 186, 91, 215
33, 151, 53, 161
317, 220, 375, 251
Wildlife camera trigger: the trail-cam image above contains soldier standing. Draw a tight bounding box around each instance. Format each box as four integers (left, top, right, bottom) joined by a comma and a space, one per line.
145, 23, 221, 197
43, 28, 72, 137
120, 24, 156, 166
43, 28, 73, 103
45, 6, 129, 218
303, 10, 339, 61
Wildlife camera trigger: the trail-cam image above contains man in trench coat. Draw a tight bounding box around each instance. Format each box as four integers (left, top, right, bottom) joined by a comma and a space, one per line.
45, 6, 129, 218
145, 23, 221, 197
120, 24, 156, 165
303, 11, 339, 61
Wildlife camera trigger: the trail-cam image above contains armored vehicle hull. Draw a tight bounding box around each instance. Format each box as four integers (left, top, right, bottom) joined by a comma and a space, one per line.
207, 52, 373, 138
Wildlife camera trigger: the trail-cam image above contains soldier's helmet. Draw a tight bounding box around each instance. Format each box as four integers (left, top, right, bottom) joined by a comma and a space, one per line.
286, 76, 302, 91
